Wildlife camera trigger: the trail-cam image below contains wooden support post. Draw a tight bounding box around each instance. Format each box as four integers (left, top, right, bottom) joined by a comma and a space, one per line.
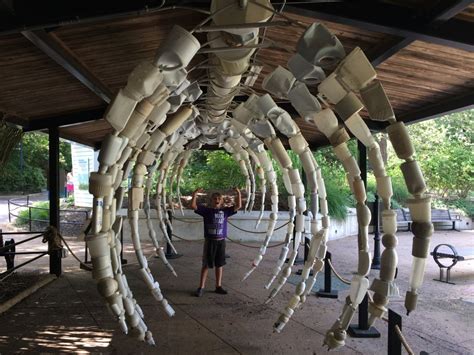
49, 127, 62, 276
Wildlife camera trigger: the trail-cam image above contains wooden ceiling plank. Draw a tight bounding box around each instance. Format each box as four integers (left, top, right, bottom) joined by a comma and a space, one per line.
21, 29, 114, 103
285, 1, 474, 52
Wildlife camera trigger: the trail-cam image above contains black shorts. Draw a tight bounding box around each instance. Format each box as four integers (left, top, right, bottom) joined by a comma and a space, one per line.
202, 238, 226, 269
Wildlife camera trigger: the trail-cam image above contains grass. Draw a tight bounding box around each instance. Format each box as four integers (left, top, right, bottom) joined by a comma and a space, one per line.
15, 201, 49, 226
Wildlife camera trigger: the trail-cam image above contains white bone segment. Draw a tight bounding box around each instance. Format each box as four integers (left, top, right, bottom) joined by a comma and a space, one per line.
143, 154, 177, 277
87, 4, 430, 350
261, 67, 332, 330
154, 106, 195, 254
129, 162, 176, 317
176, 149, 193, 216
88, 24, 201, 345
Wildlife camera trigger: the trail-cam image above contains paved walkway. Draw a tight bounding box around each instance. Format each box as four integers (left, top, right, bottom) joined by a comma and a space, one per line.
0, 192, 48, 226
0, 229, 473, 354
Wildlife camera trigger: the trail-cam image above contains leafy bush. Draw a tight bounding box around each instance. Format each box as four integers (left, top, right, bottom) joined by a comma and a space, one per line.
367, 172, 408, 209
325, 180, 352, 220
64, 195, 75, 207
180, 151, 246, 194
15, 201, 50, 226
0, 160, 46, 193
433, 198, 474, 217
449, 199, 474, 217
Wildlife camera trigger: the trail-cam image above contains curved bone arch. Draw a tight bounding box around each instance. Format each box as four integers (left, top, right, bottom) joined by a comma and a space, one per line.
88, 0, 432, 348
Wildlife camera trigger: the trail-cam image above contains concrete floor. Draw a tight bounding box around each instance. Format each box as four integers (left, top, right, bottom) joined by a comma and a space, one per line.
0, 229, 473, 354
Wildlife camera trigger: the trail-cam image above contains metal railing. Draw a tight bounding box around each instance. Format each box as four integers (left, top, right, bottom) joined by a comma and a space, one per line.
0, 229, 58, 280
8, 195, 90, 232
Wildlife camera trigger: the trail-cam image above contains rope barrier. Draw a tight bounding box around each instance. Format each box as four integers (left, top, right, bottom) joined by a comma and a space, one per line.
170, 233, 286, 249
42, 226, 63, 252
226, 236, 286, 249
59, 235, 92, 271
172, 214, 290, 235
46, 226, 93, 271
327, 259, 351, 285
171, 216, 202, 224
171, 233, 204, 242
227, 220, 289, 234
395, 325, 415, 355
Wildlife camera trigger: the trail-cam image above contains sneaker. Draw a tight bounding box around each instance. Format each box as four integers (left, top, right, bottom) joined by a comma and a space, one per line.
195, 288, 204, 297
215, 286, 228, 295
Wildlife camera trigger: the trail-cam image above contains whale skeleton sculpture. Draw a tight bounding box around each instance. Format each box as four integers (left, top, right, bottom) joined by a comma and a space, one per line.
87, 0, 433, 349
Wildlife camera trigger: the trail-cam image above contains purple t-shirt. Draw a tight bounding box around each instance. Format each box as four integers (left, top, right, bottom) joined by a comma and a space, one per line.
194, 205, 237, 239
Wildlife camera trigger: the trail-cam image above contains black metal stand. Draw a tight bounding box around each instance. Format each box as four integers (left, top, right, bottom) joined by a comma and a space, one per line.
120, 225, 128, 264
296, 235, 313, 276
371, 194, 381, 270
348, 293, 381, 338
388, 309, 402, 355
316, 251, 338, 298
286, 216, 304, 265
165, 210, 182, 259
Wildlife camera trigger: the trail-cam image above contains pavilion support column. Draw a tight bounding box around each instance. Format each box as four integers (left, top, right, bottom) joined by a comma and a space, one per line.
49, 127, 62, 276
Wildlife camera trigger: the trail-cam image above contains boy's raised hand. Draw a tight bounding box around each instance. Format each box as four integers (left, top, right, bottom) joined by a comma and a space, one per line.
193, 188, 204, 195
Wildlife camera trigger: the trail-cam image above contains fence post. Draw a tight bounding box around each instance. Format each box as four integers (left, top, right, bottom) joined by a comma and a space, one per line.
28, 207, 32, 232
8, 200, 11, 223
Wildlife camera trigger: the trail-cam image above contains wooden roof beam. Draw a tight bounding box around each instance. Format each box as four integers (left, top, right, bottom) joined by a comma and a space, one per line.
22, 29, 114, 103
397, 92, 474, 125
23, 107, 106, 132
368, 0, 473, 67
0, 0, 208, 35
285, 1, 474, 52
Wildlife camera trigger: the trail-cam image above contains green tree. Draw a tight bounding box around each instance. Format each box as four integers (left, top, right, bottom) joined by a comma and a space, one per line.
398, 110, 474, 199
0, 132, 72, 193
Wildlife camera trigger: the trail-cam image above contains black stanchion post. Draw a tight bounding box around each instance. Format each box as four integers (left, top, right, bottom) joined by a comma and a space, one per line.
372, 193, 381, 269
81, 222, 92, 269
165, 210, 182, 259
296, 228, 312, 276
120, 224, 128, 264
292, 219, 305, 265
316, 251, 338, 298
388, 309, 402, 355
348, 141, 380, 338
347, 293, 381, 337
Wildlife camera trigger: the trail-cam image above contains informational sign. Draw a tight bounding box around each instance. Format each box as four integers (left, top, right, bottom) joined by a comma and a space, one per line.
71, 142, 98, 208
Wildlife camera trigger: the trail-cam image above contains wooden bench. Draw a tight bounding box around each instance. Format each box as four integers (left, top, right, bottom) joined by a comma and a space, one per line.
431, 209, 459, 231
402, 208, 458, 231
430, 244, 474, 284
395, 208, 411, 231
